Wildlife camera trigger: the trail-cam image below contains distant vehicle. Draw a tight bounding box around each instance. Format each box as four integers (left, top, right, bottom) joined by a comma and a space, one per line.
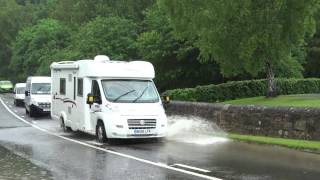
25, 76, 51, 117
0, 80, 13, 93
13, 83, 26, 106
50, 55, 168, 142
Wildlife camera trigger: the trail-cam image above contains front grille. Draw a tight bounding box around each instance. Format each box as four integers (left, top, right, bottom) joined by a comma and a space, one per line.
127, 119, 156, 129
39, 102, 51, 109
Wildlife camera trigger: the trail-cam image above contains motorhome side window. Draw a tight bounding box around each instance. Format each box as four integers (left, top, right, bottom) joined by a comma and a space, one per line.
92, 80, 101, 104
60, 78, 66, 95
77, 78, 83, 96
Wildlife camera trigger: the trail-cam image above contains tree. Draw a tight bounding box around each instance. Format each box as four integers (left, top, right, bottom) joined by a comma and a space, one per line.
49, 0, 155, 27
305, 11, 320, 77
159, 0, 320, 97
137, 5, 222, 91
71, 16, 138, 60
10, 19, 71, 81
0, 0, 32, 79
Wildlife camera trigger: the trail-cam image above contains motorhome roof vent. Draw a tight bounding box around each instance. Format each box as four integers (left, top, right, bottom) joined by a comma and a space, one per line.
94, 55, 110, 63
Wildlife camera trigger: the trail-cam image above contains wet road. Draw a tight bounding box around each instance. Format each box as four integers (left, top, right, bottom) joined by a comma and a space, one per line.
0, 94, 320, 180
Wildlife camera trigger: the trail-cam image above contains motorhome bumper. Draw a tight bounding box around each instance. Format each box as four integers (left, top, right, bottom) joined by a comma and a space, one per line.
110, 132, 166, 139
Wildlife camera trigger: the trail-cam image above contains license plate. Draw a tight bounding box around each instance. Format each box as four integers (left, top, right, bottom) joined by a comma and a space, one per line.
132, 129, 152, 134
43, 109, 50, 112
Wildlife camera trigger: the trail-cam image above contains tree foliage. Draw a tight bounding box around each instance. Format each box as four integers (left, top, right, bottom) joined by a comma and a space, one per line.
10, 19, 71, 81
71, 16, 138, 60
0, 0, 33, 78
159, 0, 320, 95
1, 0, 320, 93
137, 5, 222, 90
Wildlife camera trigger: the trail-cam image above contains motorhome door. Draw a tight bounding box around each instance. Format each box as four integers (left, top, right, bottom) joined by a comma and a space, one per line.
90, 80, 102, 128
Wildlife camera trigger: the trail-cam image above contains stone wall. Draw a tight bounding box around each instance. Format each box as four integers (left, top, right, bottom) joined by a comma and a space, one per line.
166, 101, 320, 140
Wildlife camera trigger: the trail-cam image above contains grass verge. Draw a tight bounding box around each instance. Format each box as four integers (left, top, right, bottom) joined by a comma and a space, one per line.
228, 134, 320, 152
224, 94, 320, 108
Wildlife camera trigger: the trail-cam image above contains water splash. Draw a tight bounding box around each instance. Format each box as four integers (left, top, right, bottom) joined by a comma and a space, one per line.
167, 115, 229, 145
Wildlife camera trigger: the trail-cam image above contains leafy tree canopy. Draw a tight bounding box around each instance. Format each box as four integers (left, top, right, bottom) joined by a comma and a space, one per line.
71, 16, 138, 60
137, 5, 222, 91
159, 0, 319, 77
10, 19, 71, 81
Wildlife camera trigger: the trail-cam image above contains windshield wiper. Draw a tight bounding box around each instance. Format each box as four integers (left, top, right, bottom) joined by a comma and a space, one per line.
113, 90, 136, 102
133, 86, 149, 103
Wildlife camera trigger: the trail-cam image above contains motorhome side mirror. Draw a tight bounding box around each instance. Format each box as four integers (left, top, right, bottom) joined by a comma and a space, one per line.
161, 95, 170, 104
25, 90, 30, 96
87, 93, 94, 105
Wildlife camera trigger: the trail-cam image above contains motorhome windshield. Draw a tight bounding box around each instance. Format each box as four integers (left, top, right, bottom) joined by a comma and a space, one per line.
101, 80, 159, 103
31, 83, 51, 95
16, 87, 25, 94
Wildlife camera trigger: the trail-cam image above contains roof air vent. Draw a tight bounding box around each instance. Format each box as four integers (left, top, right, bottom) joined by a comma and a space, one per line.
94, 55, 110, 63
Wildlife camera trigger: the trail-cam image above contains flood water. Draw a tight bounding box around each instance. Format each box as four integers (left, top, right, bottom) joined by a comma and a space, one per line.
0, 145, 53, 180
167, 115, 229, 145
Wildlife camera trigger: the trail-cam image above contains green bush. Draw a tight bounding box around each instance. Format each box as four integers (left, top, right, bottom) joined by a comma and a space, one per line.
166, 78, 320, 102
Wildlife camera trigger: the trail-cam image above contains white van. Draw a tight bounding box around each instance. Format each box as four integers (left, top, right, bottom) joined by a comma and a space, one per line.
13, 83, 26, 106
50, 55, 168, 142
25, 76, 51, 117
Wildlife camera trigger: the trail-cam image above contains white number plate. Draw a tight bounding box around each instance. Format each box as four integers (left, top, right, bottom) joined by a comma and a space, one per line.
43, 109, 50, 112
132, 129, 153, 134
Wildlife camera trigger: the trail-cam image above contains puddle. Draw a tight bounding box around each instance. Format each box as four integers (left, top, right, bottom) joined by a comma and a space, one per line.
167, 115, 229, 145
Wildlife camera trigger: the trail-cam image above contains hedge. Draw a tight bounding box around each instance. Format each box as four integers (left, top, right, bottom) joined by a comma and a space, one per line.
165, 78, 320, 102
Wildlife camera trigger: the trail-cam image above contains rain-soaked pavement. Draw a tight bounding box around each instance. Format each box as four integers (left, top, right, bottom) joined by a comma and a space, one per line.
0, 145, 53, 179
0, 93, 320, 180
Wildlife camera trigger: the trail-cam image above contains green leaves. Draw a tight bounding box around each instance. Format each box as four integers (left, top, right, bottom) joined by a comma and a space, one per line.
10, 19, 71, 80
72, 16, 138, 60
160, 0, 320, 78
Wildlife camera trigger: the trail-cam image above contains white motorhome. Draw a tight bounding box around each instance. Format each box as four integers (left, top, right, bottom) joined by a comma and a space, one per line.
13, 83, 26, 106
25, 76, 51, 117
50, 55, 167, 142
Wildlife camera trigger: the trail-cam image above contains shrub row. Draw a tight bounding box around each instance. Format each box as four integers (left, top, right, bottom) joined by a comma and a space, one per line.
166, 78, 320, 102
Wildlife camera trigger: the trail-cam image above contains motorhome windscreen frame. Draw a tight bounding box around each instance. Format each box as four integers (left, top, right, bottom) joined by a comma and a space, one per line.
101, 79, 160, 103
31, 83, 51, 95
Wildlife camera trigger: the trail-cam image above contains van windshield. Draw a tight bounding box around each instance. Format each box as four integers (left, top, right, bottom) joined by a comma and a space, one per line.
101, 80, 159, 103
31, 83, 51, 95
16, 87, 25, 94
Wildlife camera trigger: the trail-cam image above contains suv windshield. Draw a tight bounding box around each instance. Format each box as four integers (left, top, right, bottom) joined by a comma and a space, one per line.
0, 81, 12, 86
101, 80, 159, 103
16, 87, 25, 94
31, 83, 51, 95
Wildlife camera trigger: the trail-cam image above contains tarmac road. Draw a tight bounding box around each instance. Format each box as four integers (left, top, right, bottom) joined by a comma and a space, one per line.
0, 93, 319, 180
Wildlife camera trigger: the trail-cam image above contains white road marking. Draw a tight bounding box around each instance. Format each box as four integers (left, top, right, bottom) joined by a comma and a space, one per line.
0, 97, 221, 180
171, 164, 211, 173
86, 141, 104, 146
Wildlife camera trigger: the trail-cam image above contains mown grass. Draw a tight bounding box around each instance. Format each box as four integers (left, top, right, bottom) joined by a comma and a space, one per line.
224, 94, 320, 108
228, 134, 320, 151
